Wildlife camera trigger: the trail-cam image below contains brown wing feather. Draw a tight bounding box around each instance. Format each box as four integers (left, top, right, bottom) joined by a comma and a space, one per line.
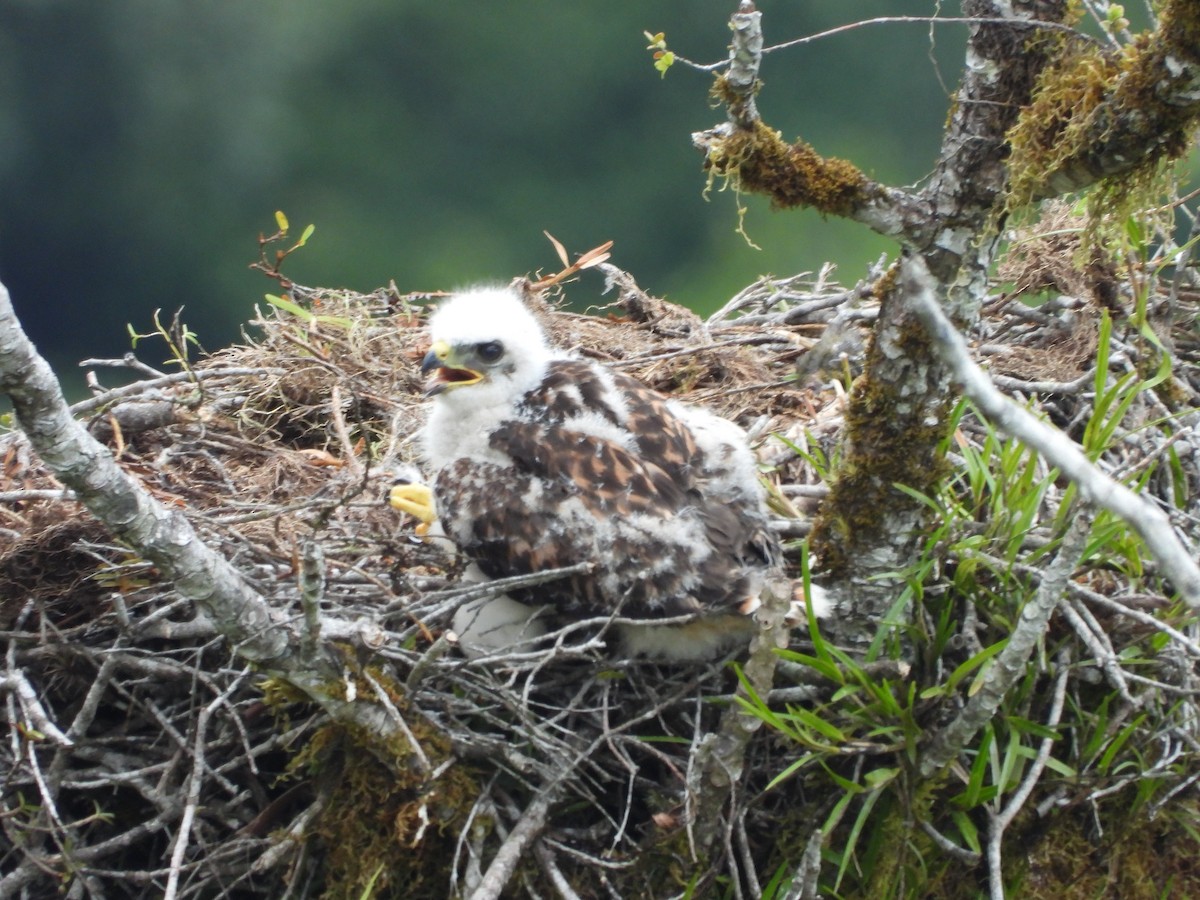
606, 368, 702, 485
522, 361, 700, 486
434, 358, 775, 619
435, 454, 693, 615
488, 418, 684, 517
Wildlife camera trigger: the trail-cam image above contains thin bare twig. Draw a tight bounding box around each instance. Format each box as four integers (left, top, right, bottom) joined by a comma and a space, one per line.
163, 668, 250, 900
920, 505, 1093, 779
761, 15, 1087, 56
0, 672, 73, 747
905, 254, 1200, 606
985, 650, 1071, 900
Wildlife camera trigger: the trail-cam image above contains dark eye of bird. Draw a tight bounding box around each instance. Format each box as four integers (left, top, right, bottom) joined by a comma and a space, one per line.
476, 341, 504, 363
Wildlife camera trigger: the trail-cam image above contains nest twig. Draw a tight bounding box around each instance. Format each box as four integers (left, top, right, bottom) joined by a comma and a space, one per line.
3, 247, 1200, 896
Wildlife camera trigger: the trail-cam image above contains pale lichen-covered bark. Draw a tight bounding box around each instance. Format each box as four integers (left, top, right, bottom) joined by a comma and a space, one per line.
0, 279, 416, 748
813, 0, 1071, 644
698, 0, 1200, 647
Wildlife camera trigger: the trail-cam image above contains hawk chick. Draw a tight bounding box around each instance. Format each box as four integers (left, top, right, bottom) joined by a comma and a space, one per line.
394, 287, 828, 659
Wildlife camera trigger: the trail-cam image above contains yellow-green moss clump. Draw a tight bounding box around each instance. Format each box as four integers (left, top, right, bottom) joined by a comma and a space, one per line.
291, 721, 480, 900
812, 376, 953, 579
1008, 0, 1200, 232
269, 668, 482, 899
810, 266, 952, 578
1015, 801, 1200, 898
1006, 40, 1127, 207
703, 82, 871, 217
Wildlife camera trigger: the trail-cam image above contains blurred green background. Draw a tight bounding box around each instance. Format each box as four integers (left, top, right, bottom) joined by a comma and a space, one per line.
0, 1, 965, 389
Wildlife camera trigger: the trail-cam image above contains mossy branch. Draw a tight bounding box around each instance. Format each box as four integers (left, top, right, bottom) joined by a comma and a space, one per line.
723, 0, 762, 128
692, 2, 929, 242
1008, 0, 1200, 203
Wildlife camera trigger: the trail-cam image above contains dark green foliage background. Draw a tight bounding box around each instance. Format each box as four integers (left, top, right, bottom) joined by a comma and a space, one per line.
0, 1, 960, 386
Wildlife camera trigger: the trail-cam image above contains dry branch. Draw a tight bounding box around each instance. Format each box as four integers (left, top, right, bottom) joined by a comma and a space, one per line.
2, 233, 1199, 895
904, 254, 1200, 607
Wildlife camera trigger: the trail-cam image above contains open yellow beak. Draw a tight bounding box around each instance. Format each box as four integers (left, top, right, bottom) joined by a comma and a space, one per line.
422, 340, 483, 395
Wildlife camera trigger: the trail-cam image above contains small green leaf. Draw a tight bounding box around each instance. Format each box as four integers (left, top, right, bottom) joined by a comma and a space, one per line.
945, 639, 1008, 694
635, 734, 690, 744
264, 293, 314, 322
1007, 716, 1061, 741
298, 223, 316, 246
765, 753, 818, 791
951, 810, 981, 853
920, 683, 947, 701
836, 784, 884, 892
787, 705, 847, 743
644, 31, 666, 50
275, 210, 289, 233
1095, 715, 1146, 773
961, 724, 995, 807
358, 863, 385, 900
1041, 756, 1077, 778
863, 766, 899, 789
777, 648, 844, 684
654, 50, 675, 77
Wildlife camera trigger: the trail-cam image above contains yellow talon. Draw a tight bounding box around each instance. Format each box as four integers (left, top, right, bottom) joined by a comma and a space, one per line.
389, 482, 437, 528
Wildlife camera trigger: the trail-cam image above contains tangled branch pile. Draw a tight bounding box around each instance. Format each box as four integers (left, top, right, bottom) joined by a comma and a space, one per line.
3, 216, 1200, 897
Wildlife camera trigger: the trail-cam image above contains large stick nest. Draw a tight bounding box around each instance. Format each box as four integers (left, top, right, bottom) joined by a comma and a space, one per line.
3, 224, 1200, 896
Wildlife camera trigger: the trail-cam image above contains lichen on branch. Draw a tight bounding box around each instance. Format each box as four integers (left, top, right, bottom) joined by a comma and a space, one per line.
1007, 0, 1200, 209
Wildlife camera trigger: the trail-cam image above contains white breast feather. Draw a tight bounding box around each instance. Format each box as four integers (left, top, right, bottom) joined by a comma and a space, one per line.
671, 400, 765, 504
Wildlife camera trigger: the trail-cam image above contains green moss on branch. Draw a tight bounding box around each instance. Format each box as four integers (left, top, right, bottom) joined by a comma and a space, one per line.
1007, 0, 1200, 210
702, 113, 872, 217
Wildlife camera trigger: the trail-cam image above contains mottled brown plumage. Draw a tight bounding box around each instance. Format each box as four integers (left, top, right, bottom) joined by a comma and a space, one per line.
417, 287, 787, 658
435, 359, 776, 620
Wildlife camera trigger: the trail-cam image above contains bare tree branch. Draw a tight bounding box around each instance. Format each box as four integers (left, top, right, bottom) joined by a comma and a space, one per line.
985, 650, 1072, 900
903, 253, 1200, 606
0, 278, 432, 749
688, 572, 793, 852
918, 502, 1092, 779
